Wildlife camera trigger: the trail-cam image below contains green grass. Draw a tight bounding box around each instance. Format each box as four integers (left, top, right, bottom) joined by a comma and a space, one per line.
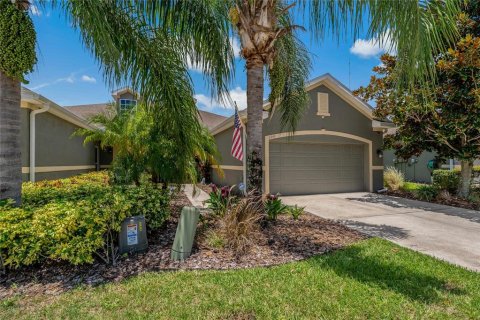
2, 238, 479, 319
402, 181, 428, 192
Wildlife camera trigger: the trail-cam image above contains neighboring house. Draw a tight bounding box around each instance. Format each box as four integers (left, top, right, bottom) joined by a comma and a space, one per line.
384, 149, 480, 184
383, 150, 437, 183
65, 88, 226, 130
20, 87, 105, 182
210, 74, 392, 195
19, 87, 226, 182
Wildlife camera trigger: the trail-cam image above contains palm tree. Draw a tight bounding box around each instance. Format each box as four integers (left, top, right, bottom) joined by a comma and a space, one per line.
227, 0, 461, 192
0, 0, 234, 204
76, 103, 221, 187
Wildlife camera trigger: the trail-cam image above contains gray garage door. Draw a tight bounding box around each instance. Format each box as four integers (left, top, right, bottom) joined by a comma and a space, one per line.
269, 142, 365, 195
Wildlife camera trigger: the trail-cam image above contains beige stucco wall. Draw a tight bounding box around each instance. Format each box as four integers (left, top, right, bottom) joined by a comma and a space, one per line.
21, 109, 97, 181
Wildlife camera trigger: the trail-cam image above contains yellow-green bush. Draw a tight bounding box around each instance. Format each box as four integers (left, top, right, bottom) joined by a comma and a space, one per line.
0, 172, 171, 269
432, 169, 460, 193
384, 167, 405, 191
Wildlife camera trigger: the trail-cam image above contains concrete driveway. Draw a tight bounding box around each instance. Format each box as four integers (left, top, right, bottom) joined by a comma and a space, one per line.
282, 192, 480, 272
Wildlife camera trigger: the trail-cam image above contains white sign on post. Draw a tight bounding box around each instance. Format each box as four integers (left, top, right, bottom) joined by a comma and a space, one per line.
127, 224, 138, 246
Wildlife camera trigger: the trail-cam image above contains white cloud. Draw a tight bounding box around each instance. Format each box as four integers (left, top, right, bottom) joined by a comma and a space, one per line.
187, 36, 241, 72
30, 5, 41, 16
350, 32, 396, 59
230, 36, 241, 58
30, 73, 75, 90
81, 75, 97, 83
194, 86, 247, 111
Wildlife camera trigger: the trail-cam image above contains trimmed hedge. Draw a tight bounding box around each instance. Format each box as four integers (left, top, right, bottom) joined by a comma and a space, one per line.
0, 172, 171, 269
432, 170, 460, 193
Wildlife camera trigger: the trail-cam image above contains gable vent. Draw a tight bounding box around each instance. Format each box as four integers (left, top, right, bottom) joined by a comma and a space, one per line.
317, 92, 330, 117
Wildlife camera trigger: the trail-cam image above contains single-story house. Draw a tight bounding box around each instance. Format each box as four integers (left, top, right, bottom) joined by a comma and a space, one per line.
20, 87, 225, 182
20, 87, 108, 182
210, 74, 392, 195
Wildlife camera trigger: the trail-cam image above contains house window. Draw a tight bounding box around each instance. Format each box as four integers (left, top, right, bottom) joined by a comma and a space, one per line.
317, 92, 330, 117
119, 99, 137, 112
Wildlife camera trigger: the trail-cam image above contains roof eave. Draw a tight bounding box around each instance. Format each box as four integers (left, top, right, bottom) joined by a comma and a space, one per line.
21, 87, 97, 130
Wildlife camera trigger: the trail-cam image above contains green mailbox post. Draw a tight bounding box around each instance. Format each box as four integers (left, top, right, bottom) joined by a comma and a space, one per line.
171, 207, 200, 261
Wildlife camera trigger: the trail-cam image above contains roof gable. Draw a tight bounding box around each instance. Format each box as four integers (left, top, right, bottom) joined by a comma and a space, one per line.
210, 73, 374, 135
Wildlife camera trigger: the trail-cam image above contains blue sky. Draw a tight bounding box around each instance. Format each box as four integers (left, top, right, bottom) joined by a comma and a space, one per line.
26, 5, 391, 117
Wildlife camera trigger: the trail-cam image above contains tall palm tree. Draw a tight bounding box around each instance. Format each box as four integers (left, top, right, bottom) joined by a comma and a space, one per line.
0, 0, 35, 204
0, 0, 234, 204
227, 0, 461, 192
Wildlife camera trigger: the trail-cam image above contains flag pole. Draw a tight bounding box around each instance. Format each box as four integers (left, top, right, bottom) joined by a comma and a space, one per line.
235, 102, 247, 195
242, 121, 247, 195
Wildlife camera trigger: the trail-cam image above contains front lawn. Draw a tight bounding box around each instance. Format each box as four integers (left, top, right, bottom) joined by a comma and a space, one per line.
2, 238, 479, 319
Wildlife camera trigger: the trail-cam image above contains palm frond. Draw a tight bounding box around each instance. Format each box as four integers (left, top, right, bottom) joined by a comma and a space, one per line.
268, 4, 312, 133
305, 0, 461, 88
118, 0, 235, 101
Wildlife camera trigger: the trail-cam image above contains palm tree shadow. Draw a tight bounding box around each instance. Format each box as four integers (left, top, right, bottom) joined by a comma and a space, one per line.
307, 245, 466, 303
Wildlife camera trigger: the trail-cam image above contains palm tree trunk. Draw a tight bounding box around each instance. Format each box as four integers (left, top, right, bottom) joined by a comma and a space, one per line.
0, 70, 22, 205
458, 160, 472, 198
246, 61, 264, 193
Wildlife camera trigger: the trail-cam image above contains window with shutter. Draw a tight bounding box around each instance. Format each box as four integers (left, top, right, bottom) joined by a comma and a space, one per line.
317, 92, 330, 117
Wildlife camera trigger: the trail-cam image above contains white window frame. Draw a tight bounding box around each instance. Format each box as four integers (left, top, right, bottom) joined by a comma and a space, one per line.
317, 92, 330, 117
119, 99, 137, 112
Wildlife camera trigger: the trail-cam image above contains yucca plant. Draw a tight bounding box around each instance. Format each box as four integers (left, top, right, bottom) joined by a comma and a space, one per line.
287, 205, 305, 220
264, 193, 288, 221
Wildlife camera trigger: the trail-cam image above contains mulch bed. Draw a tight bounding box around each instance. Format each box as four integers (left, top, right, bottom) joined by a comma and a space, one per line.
0, 192, 364, 300
386, 189, 480, 211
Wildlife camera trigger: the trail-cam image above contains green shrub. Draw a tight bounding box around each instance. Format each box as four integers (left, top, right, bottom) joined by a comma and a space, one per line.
0, 172, 171, 269
414, 185, 439, 201
22, 171, 110, 207
116, 185, 170, 230
384, 167, 405, 191
401, 181, 425, 193
0, 198, 121, 268
264, 194, 288, 221
287, 205, 305, 220
432, 169, 459, 193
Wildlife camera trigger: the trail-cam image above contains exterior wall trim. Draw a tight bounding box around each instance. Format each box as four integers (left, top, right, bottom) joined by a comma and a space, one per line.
264, 130, 373, 194
213, 165, 244, 171
22, 165, 96, 174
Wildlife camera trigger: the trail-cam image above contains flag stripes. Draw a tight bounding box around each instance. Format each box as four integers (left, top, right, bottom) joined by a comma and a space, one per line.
231, 107, 243, 161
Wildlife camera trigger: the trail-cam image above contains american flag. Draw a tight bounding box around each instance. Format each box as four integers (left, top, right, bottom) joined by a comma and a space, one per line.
231, 106, 243, 161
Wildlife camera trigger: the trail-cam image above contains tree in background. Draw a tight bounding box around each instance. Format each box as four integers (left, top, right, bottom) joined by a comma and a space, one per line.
354, 1, 480, 197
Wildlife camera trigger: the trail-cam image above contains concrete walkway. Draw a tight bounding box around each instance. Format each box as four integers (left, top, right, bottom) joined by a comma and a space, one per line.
183, 184, 209, 208
282, 192, 480, 272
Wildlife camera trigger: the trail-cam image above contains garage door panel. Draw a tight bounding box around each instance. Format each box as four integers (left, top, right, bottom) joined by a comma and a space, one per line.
270, 142, 365, 195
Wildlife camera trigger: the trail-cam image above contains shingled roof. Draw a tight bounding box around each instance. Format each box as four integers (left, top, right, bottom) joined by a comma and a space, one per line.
64, 103, 226, 130
64, 103, 111, 121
